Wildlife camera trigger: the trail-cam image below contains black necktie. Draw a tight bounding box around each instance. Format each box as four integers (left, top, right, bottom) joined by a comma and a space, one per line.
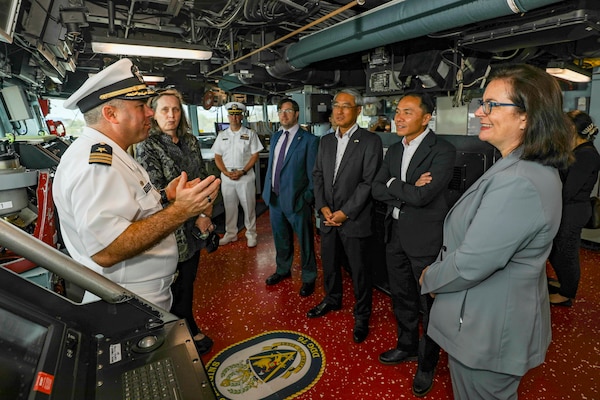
273, 131, 289, 195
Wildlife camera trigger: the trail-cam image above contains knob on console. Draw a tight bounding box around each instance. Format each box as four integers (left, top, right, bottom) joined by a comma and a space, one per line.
132, 334, 164, 353
138, 335, 158, 349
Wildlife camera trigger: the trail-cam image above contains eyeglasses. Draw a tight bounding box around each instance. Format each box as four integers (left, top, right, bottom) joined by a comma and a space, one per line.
478, 99, 520, 115
278, 109, 295, 114
332, 103, 357, 111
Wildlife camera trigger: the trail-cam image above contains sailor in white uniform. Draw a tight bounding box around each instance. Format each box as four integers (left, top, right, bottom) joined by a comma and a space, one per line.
53, 58, 220, 310
211, 102, 264, 247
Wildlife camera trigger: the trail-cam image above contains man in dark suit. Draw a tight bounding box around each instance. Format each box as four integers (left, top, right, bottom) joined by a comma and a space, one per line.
308, 88, 383, 344
263, 98, 320, 296
372, 93, 456, 397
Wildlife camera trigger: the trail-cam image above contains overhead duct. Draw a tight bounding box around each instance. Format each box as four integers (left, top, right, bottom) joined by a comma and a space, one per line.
458, 1, 600, 52
267, 0, 565, 77
218, 67, 365, 93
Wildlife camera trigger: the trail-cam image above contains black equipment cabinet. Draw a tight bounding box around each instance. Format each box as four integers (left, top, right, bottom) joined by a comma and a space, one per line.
13, 136, 70, 170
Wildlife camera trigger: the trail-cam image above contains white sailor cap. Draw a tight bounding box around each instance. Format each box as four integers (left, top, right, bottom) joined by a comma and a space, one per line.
225, 102, 246, 115
64, 58, 156, 112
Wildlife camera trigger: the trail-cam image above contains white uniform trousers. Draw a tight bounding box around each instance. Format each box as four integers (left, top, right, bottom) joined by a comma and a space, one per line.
221, 169, 257, 241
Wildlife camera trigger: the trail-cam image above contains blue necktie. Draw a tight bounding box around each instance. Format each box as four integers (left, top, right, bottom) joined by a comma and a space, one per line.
273, 131, 289, 195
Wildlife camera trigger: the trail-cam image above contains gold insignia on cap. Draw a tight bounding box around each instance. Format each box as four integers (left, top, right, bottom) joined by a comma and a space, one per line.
89, 143, 113, 166
228, 105, 243, 115
123, 89, 155, 98
99, 84, 150, 100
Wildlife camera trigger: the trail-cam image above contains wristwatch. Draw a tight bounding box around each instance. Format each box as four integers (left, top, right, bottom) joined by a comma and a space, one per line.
159, 189, 169, 205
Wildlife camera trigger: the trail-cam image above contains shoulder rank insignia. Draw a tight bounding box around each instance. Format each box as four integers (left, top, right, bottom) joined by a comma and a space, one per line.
89, 143, 113, 166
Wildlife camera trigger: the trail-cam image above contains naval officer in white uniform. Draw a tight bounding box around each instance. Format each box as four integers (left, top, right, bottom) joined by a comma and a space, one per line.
211, 102, 264, 247
53, 58, 220, 310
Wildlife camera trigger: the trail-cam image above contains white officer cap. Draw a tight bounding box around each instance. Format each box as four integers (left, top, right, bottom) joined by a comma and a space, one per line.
64, 58, 156, 112
225, 102, 246, 115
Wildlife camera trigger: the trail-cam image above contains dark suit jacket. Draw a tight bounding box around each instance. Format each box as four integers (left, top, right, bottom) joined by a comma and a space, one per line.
372, 130, 456, 257
263, 127, 320, 214
313, 128, 383, 238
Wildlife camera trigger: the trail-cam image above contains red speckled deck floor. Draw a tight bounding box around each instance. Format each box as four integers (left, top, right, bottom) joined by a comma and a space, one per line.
193, 206, 600, 399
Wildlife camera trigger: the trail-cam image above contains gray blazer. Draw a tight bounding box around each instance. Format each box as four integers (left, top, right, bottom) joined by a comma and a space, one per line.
421, 148, 561, 376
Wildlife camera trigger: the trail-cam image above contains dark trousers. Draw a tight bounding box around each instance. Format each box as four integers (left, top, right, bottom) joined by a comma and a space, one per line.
170, 249, 201, 336
321, 228, 372, 322
386, 220, 440, 372
269, 193, 317, 283
549, 221, 583, 299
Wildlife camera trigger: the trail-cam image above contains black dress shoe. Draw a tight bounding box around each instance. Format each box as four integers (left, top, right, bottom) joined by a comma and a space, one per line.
547, 278, 561, 294
299, 281, 315, 297
378, 348, 418, 365
353, 321, 369, 343
412, 368, 435, 397
547, 283, 560, 294
306, 301, 341, 318
265, 271, 291, 285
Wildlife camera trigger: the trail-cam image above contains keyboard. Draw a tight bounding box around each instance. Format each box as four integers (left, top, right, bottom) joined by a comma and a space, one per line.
122, 358, 182, 400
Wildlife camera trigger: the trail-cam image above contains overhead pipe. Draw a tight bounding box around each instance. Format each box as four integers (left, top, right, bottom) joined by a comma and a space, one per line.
124, 0, 136, 38
208, 0, 364, 77
107, 0, 115, 36
87, 16, 187, 35
218, 66, 364, 93
267, 0, 565, 77
276, 0, 309, 14
190, 11, 197, 43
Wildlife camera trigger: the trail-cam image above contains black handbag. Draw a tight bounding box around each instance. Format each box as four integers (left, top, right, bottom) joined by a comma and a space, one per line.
203, 231, 220, 253
192, 227, 220, 253
585, 196, 600, 229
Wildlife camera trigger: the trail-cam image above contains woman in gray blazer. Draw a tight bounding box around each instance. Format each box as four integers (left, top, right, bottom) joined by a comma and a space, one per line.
420, 64, 572, 399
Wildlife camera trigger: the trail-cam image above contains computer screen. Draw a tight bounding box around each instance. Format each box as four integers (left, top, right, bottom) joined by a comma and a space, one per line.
214, 122, 229, 132
0, 307, 49, 398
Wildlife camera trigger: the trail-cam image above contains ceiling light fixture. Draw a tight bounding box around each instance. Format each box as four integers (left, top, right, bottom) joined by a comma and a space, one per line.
546, 62, 591, 83
91, 38, 212, 60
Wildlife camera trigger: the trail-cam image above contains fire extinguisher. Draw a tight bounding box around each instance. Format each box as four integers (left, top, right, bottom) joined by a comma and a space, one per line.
55, 121, 66, 136
46, 119, 57, 135
46, 120, 66, 136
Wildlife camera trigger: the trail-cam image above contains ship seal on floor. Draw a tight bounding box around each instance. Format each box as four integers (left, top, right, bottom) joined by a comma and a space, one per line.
206, 330, 325, 399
